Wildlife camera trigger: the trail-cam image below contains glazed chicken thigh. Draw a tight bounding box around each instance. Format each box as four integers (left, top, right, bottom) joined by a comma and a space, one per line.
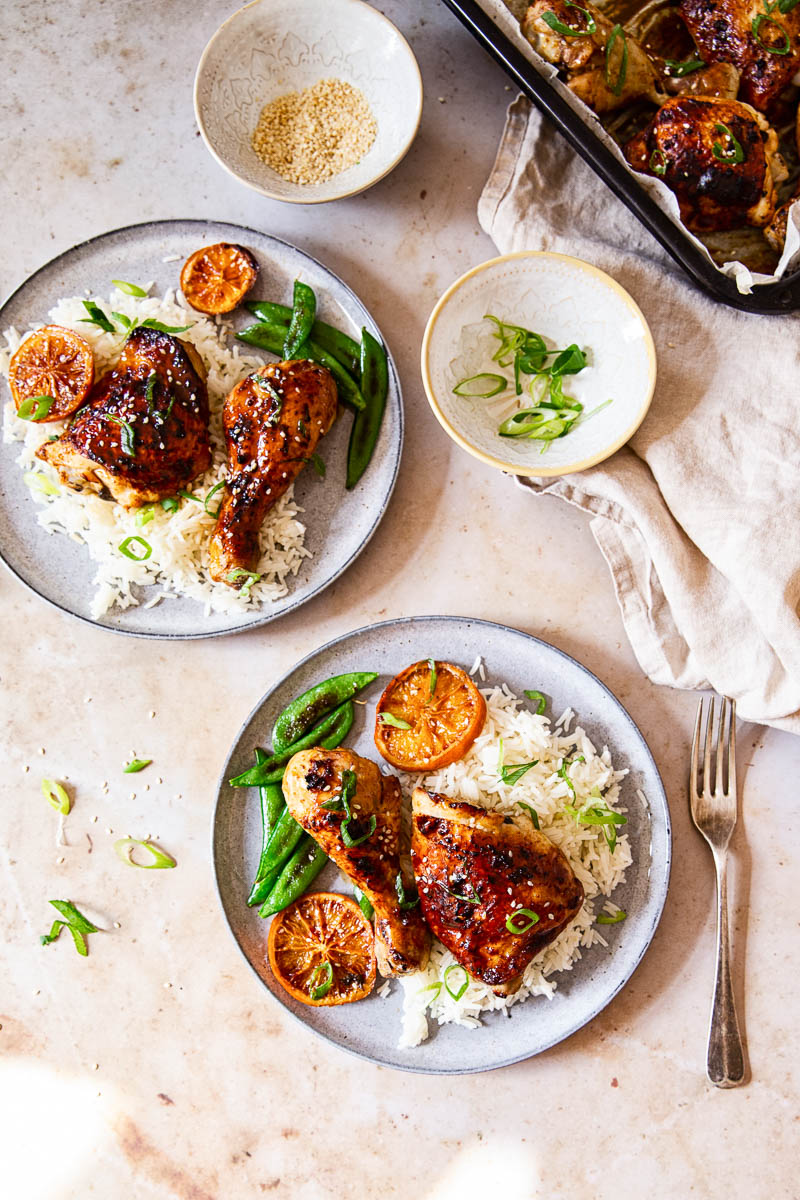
681, 0, 800, 111
625, 95, 786, 230
208, 360, 337, 587
521, 0, 665, 113
283, 748, 431, 976
411, 789, 584, 994
37, 326, 211, 508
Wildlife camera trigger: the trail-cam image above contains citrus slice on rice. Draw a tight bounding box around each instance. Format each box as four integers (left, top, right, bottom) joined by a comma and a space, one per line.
8, 325, 94, 421
267, 892, 376, 1007
374, 659, 487, 772
180, 242, 259, 314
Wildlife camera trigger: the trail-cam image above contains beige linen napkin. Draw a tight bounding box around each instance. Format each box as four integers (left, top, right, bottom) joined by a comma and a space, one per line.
479, 97, 800, 734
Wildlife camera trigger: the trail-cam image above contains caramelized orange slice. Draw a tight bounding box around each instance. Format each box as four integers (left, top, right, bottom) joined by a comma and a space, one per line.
8, 325, 94, 421
180, 242, 258, 314
374, 659, 487, 772
267, 892, 375, 1007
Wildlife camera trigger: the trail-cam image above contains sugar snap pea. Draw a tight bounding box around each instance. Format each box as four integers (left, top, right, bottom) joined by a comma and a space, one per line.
346, 328, 389, 489
259, 835, 328, 917
272, 671, 376, 754
246, 750, 287, 906
245, 300, 361, 374
259, 806, 306, 877
229, 700, 353, 788
236, 322, 366, 412
251, 701, 356, 787
284, 280, 316, 359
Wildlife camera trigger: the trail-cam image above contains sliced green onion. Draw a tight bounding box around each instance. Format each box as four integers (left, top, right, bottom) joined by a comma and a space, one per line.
137, 319, 192, 334
342, 813, 376, 848
144, 370, 157, 411
24, 471, 59, 497
505, 908, 540, 934
427, 658, 438, 701
161, 496, 179, 513
17, 395, 55, 421
419, 981, 442, 1003
597, 909, 627, 924
111, 311, 133, 330
497, 738, 539, 785
225, 568, 260, 595
447, 881, 481, 905
309, 452, 326, 478
550, 343, 587, 376
118, 535, 151, 561
177, 488, 201, 502
40, 919, 66, 947
41, 900, 98, 956
541, 1, 597, 36
112, 279, 148, 297
779, 0, 800, 10
712, 122, 745, 164
136, 505, 155, 528
123, 758, 151, 774
320, 769, 358, 813
517, 801, 540, 830
204, 480, 226, 517
650, 147, 668, 176
558, 754, 585, 801
443, 963, 469, 1001
309, 960, 333, 1000
107, 414, 136, 456
752, 10, 791, 52
452, 373, 507, 398
41, 779, 71, 815
253, 373, 284, 424
604, 24, 628, 96
663, 56, 706, 76
79, 300, 116, 333
524, 689, 547, 714
379, 713, 412, 730
114, 837, 176, 869
564, 798, 627, 852
395, 874, 420, 911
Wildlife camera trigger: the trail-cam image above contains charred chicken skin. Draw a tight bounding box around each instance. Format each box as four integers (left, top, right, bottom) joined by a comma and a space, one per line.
521, 0, 665, 113
680, 0, 800, 112
624, 96, 786, 231
37, 327, 211, 508
208, 360, 337, 587
411, 788, 584, 994
283, 748, 431, 977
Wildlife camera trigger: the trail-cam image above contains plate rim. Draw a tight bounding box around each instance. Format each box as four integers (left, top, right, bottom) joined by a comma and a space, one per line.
420, 250, 657, 478
211, 613, 672, 1074
0, 217, 404, 639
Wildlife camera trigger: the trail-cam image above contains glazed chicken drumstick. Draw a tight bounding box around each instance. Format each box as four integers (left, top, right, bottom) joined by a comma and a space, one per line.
209, 359, 337, 587
411, 788, 584, 994
37, 326, 211, 508
283, 748, 431, 976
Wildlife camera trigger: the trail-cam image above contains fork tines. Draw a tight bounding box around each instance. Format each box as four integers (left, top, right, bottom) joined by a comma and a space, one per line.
690, 695, 737, 811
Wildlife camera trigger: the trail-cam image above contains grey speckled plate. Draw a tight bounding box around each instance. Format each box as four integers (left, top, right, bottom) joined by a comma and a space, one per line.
0, 219, 402, 638
213, 616, 671, 1074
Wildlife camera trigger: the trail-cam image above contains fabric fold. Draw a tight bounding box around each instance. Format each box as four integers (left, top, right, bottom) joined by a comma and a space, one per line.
480, 96, 800, 734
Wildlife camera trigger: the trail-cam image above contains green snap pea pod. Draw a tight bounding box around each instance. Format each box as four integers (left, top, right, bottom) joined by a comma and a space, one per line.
247, 751, 288, 907
229, 700, 353, 788
272, 671, 376, 753
284, 280, 316, 359
245, 301, 361, 374
254, 700, 356, 786
260, 806, 306, 877
259, 835, 328, 917
353, 886, 374, 921
346, 328, 389, 490
236, 323, 366, 412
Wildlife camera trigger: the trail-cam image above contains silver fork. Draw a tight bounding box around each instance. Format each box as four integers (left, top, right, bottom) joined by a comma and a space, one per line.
689, 695, 745, 1087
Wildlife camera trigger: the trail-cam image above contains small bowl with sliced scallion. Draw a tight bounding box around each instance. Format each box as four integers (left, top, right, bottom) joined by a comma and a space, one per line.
420, 252, 656, 477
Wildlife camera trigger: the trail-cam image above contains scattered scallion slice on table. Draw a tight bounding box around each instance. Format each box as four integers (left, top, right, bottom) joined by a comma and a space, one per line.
41, 779, 71, 814
40, 900, 99, 957
115, 838, 176, 869
123, 758, 151, 774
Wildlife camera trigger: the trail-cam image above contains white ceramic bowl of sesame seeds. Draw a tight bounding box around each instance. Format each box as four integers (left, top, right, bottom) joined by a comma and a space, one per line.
194, 0, 423, 204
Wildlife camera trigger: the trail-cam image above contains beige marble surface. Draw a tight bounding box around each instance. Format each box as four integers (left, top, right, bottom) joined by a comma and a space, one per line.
1, 2, 799, 1197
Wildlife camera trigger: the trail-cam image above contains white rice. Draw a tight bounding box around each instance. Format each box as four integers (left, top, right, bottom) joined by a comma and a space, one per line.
0, 285, 309, 619
394, 685, 633, 1048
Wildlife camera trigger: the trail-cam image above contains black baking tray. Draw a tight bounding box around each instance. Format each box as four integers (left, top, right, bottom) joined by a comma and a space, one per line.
442, 0, 800, 313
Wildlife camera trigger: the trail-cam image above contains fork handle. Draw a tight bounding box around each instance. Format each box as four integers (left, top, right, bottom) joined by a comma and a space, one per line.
708, 853, 745, 1087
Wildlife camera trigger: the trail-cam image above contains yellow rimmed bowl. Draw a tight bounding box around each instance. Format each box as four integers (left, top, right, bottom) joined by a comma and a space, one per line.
194, 0, 423, 204
421, 252, 657, 477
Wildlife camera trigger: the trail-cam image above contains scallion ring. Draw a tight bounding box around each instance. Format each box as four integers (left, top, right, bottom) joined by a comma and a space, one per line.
225, 568, 260, 595
751, 9, 791, 52
41, 778, 71, 815
541, 1, 597, 36
161, 496, 179, 513
17, 394, 55, 421
453, 373, 507, 398
309, 961, 333, 1000
505, 908, 540, 935
119, 535, 152, 561
136, 505, 155, 528
341, 813, 377, 848
443, 963, 469, 1001
662, 56, 706, 76
395, 874, 420, 911
597, 910, 627, 924
524, 689, 547, 714
650, 147, 668, 176
379, 712, 412, 730
114, 837, 176, 869
204, 480, 226, 517
447, 881, 481, 906
605, 24, 628, 96
112, 279, 148, 297
124, 758, 152, 774
712, 122, 745, 164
